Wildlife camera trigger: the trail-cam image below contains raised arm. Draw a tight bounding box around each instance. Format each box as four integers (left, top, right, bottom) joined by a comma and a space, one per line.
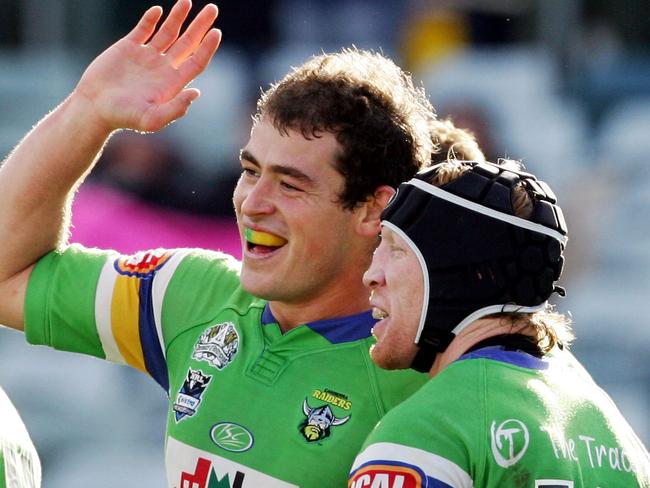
0, 0, 221, 330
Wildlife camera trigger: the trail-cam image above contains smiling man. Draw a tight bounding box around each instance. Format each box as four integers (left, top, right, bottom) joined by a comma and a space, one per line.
0, 1, 446, 486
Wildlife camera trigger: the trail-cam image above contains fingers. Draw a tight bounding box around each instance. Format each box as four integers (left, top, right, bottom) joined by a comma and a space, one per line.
166, 4, 219, 65
177, 28, 222, 82
141, 88, 201, 132
149, 0, 193, 52
126, 6, 164, 44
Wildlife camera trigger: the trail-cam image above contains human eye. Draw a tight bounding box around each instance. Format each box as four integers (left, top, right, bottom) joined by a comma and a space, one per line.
389, 242, 407, 257
241, 165, 259, 179
280, 180, 303, 192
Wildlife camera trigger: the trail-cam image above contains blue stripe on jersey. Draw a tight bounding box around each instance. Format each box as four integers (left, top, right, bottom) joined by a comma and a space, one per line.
459, 346, 549, 370
427, 476, 454, 487
138, 277, 170, 392
261, 304, 375, 344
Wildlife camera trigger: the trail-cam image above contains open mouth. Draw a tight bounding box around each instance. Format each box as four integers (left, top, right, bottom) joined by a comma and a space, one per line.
372, 307, 389, 320
371, 307, 390, 342
245, 228, 288, 254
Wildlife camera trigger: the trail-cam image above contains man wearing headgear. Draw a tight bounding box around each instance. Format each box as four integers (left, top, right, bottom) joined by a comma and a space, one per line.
349, 160, 650, 487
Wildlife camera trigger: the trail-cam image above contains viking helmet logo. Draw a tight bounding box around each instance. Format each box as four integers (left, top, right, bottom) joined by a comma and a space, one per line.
300, 399, 350, 442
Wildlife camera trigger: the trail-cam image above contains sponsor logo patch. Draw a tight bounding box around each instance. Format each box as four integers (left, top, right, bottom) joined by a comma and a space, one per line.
173, 369, 212, 422
168, 437, 298, 487
193, 322, 240, 370
181, 458, 246, 488
211, 422, 254, 453
114, 249, 172, 278
348, 462, 425, 488
299, 397, 350, 443
491, 418, 530, 468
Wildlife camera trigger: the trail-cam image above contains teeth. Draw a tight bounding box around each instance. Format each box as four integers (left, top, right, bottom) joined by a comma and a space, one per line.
245, 228, 287, 247
372, 307, 389, 320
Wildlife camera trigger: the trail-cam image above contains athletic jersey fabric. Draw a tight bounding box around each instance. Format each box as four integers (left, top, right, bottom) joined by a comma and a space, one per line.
24, 245, 426, 487
0, 386, 41, 488
349, 346, 650, 487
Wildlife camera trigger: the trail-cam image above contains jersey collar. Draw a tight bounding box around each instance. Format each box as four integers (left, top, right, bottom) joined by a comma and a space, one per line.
261, 304, 376, 344
459, 346, 550, 370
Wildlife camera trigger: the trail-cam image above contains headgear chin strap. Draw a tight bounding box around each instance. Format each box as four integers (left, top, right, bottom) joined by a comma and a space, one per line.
381, 161, 568, 373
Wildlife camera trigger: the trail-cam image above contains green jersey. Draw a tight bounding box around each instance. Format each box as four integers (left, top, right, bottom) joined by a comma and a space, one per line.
0, 386, 41, 488
349, 346, 650, 487
25, 245, 426, 487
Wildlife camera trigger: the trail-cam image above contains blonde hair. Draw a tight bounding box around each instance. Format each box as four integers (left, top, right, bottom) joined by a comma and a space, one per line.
429, 159, 573, 351
429, 118, 485, 164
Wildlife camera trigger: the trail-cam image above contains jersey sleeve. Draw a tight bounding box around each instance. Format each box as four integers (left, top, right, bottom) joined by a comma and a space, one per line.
24, 244, 241, 393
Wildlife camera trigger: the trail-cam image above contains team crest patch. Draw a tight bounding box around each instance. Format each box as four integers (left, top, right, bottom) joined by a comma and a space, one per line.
192, 322, 240, 370
300, 392, 351, 442
348, 462, 425, 488
173, 369, 212, 422
114, 249, 172, 278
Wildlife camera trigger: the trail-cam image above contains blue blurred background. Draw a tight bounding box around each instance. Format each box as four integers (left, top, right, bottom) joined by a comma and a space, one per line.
1, 0, 649, 486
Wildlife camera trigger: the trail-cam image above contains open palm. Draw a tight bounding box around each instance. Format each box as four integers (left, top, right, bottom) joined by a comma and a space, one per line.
75, 0, 221, 133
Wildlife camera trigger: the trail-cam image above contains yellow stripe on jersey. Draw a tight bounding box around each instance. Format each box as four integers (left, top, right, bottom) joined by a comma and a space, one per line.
111, 275, 147, 373
94, 249, 188, 390
96, 256, 126, 364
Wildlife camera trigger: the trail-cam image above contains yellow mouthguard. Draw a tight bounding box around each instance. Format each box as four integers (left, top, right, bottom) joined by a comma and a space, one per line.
245, 228, 287, 247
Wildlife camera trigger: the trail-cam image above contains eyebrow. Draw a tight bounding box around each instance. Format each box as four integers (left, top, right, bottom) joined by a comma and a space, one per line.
240, 149, 316, 186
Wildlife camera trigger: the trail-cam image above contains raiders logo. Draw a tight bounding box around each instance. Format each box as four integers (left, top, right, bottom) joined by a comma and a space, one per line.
299, 399, 350, 442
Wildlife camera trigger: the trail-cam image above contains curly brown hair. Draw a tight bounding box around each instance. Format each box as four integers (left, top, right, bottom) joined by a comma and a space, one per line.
256, 48, 436, 210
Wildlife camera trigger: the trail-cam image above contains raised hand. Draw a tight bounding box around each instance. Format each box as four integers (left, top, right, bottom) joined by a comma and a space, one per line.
75, 0, 221, 133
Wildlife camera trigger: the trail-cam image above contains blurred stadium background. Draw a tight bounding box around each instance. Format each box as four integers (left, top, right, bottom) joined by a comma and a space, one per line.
1, 0, 649, 486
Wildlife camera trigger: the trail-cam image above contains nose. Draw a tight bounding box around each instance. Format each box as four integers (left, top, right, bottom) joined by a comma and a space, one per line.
363, 255, 385, 290
238, 176, 275, 217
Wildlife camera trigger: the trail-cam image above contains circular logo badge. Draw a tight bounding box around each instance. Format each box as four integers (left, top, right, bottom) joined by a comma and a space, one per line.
490, 418, 530, 468
210, 422, 254, 452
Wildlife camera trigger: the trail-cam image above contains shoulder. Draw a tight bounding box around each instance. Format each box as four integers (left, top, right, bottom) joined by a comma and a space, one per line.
103, 247, 251, 323
34, 245, 241, 280
350, 440, 473, 488
170, 248, 241, 282
159, 249, 261, 318
104, 247, 242, 290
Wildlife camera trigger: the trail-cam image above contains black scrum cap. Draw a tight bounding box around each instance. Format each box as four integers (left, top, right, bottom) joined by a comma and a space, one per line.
381, 161, 568, 372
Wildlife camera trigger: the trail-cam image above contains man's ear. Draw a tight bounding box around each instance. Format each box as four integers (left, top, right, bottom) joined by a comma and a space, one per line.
356, 185, 395, 237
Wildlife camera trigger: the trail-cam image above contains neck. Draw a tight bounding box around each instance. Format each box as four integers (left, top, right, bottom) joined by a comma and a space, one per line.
428, 317, 536, 378
269, 283, 372, 333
